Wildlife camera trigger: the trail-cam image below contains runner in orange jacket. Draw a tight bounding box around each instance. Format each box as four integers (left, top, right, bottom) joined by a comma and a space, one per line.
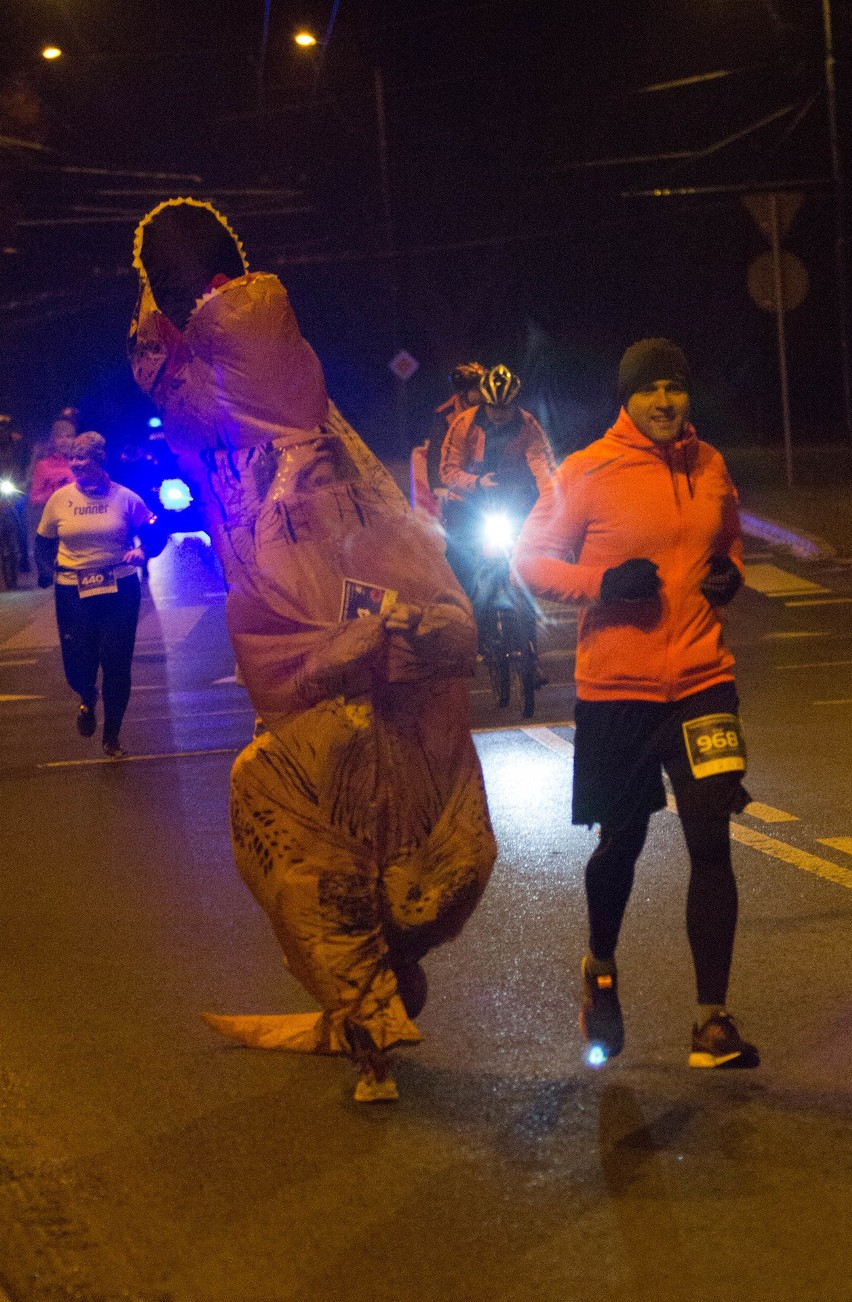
515, 338, 759, 1071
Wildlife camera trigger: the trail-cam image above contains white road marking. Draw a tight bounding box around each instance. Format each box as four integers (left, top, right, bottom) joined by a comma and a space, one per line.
0, 604, 60, 650
39, 747, 240, 769
813, 698, 852, 706
520, 725, 574, 754
136, 605, 209, 643
128, 707, 254, 723
763, 631, 831, 639
0, 693, 43, 702
819, 838, 852, 856
0, 658, 38, 667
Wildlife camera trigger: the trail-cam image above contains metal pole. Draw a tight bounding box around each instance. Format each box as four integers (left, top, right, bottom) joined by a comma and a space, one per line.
257, 0, 272, 110
770, 193, 795, 487
373, 67, 394, 260
822, 0, 852, 437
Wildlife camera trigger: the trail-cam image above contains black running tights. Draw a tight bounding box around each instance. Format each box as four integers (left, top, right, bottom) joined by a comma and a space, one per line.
585, 811, 738, 1004
55, 575, 141, 744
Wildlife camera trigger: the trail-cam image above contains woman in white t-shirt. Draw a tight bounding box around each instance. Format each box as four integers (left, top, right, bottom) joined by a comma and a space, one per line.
35, 432, 156, 758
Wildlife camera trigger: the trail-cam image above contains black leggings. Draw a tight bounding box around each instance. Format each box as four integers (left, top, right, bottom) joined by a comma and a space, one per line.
54, 574, 141, 744
585, 810, 738, 1005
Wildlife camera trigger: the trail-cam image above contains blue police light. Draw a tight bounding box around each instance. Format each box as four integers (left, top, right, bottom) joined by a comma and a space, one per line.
585, 1044, 608, 1068
148, 416, 163, 429
158, 478, 192, 511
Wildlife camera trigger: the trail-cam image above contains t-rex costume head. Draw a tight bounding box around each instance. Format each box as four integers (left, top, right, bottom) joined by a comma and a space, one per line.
129, 198, 476, 727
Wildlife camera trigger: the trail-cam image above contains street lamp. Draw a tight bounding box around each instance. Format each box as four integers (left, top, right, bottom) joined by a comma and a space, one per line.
290, 30, 395, 263
41, 47, 62, 61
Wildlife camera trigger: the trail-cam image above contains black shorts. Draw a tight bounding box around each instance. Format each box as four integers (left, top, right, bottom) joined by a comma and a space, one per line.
572, 682, 750, 829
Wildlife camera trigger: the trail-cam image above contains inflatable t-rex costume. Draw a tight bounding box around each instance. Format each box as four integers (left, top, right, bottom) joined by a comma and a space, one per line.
129, 199, 496, 1099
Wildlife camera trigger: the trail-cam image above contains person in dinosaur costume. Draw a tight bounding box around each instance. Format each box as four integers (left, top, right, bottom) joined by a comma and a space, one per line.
128, 198, 496, 1102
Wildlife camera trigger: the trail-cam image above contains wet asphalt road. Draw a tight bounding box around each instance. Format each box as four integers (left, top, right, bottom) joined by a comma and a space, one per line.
0, 536, 851, 1301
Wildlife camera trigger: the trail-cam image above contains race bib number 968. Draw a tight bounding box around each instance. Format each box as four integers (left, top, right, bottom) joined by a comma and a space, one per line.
682, 712, 746, 779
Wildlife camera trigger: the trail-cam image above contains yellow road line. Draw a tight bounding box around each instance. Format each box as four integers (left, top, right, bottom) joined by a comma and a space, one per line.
775, 659, 852, 670
763, 631, 831, 638
818, 837, 852, 856
742, 801, 798, 823
785, 597, 852, 607
729, 824, 852, 890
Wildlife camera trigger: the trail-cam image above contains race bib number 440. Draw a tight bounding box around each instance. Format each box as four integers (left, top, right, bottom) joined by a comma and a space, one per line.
77, 566, 118, 598
682, 712, 746, 778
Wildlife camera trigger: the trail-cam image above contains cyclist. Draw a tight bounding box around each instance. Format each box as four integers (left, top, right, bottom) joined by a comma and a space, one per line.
411, 363, 485, 521
439, 363, 555, 596
425, 363, 486, 493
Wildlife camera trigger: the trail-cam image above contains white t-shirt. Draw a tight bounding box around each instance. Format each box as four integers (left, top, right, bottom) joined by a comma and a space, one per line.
37, 481, 153, 573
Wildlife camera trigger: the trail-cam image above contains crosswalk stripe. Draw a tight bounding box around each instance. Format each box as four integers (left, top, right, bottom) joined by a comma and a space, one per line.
520, 725, 574, 755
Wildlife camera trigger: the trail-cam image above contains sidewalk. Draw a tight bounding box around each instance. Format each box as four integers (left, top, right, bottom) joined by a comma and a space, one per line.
724, 443, 852, 559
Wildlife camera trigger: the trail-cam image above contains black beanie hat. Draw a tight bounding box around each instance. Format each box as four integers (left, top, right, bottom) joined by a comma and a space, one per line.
617, 338, 691, 407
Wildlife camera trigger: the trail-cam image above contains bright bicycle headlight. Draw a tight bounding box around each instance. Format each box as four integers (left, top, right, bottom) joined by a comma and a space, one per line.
0, 478, 18, 498
481, 511, 516, 553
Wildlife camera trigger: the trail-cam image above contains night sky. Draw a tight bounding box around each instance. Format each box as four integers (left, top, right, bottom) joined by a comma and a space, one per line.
1, 0, 849, 458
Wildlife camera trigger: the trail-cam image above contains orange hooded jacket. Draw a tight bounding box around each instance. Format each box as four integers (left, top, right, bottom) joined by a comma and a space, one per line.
514, 408, 742, 703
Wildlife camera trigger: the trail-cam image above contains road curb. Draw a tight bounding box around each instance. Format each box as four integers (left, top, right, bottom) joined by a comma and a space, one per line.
739, 511, 836, 560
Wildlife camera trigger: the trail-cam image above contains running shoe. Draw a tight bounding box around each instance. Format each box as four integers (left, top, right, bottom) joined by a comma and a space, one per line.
579, 955, 624, 1061
76, 703, 96, 737
354, 1069, 400, 1103
102, 740, 127, 759
689, 1012, 760, 1069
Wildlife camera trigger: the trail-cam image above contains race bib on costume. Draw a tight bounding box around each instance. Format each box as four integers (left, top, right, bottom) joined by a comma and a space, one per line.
682, 712, 746, 778
340, 579, 397, 621
77, 566, 118, 597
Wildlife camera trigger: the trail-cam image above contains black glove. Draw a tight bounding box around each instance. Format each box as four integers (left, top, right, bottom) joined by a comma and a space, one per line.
600, 558, 660, 602
701, 554, 742, 606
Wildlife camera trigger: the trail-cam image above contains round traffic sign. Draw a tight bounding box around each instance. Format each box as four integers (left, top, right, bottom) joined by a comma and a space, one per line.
747, 250, 809, 312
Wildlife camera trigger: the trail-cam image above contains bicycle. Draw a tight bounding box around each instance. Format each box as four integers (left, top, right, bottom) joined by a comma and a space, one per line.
472, 509, 540, 719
